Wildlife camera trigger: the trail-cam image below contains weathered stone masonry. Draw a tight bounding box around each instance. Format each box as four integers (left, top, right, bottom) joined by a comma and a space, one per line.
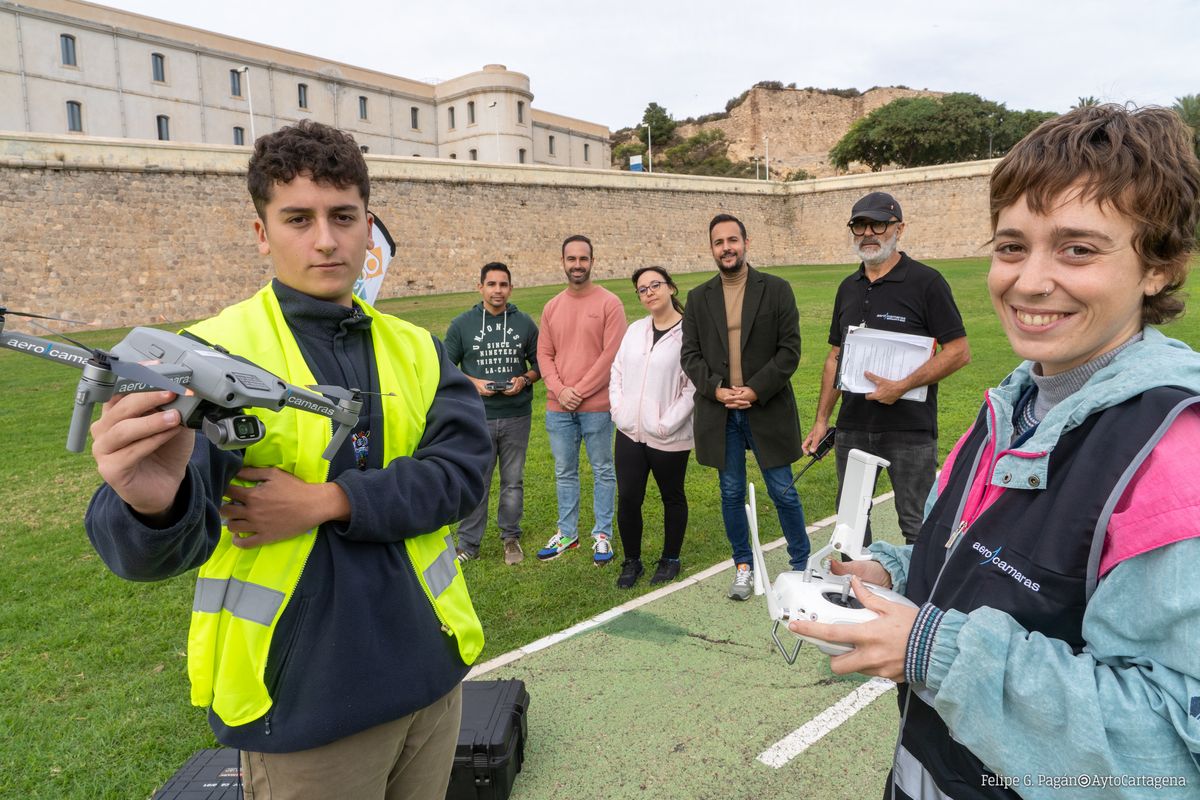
1, 132, 995, 328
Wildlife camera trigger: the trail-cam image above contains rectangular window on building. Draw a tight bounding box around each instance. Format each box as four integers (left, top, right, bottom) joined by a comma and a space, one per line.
156, 114, 170, 141
230, 69, 242, 97
584, 142, 590, 162
448, 106, 456, 129
517, 101, 525, 124
66, 101, 83, 133
518, 148, 526, 164
410, 106, 419, 129
60, 34, 77, 66
548, 135, 556, 156
151, 52, 165, 83
467, 101, 475, 125
469, 149, 477, 160
297, 83, 308, 109
359, 96, 368, 120
233, 126, 245, 146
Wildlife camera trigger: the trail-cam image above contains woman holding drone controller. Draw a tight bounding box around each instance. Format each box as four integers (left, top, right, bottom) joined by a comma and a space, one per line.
789, 104, 1200, 798
608, 266, 696, 589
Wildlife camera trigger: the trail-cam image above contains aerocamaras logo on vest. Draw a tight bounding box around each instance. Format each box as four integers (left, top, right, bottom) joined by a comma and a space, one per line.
972, 541, 1041, 592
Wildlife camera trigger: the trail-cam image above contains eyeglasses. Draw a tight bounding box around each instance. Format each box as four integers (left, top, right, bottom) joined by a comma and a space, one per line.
848, 219, 897, 236
636, 280, 667, 297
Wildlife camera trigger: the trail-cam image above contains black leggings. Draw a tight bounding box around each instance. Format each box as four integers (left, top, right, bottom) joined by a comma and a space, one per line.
614, 429, 689, 561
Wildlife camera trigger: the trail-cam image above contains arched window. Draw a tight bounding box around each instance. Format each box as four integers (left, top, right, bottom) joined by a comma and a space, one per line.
469, 149, 478, 160
448, 106, 456, 129
518, 148, 526, 164
233, 126, 245, 146
467, 101, 475, 124
151, 52, 165, 82
297, 83, 308, 109
156, 114, 170, 141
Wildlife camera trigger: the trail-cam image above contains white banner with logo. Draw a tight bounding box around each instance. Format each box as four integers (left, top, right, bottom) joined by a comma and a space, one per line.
353, 214, 396, 306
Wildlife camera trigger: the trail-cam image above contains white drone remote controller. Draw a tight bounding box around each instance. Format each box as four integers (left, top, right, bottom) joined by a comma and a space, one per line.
748, 448, 917, 661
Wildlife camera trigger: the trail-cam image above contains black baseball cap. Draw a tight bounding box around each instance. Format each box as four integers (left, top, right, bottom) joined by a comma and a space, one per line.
850, 191, 903, 223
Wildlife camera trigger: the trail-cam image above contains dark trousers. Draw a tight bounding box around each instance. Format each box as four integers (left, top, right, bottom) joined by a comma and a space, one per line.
614, 430, 689, 561
834, 428, 937, 545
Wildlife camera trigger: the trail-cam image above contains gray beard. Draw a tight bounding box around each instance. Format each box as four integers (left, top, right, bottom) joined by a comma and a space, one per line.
856, 235, 898, 267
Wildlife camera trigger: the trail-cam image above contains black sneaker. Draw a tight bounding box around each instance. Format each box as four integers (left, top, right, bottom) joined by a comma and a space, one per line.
616, 558, 643, 589
650, 558, 681, 585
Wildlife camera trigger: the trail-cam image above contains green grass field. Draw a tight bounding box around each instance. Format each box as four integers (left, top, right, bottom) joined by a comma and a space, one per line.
1, 258, 1196, 798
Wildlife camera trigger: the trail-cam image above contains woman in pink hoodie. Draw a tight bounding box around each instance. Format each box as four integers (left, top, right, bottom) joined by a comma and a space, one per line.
609, 266, 697, 589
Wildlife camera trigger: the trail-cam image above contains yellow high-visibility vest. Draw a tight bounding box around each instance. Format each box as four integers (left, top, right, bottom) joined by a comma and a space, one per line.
183, 284, 484, 727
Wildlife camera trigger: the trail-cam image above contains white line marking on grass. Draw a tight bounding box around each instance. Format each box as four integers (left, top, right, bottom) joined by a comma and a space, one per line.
466, 492, 896, 679
757, 677, 896, 768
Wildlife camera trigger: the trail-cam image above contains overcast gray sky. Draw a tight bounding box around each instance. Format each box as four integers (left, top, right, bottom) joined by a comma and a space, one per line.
100, 0, 1199, 130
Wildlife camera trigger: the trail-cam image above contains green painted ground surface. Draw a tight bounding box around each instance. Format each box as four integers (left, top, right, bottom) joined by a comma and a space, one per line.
479, 498, 906, 800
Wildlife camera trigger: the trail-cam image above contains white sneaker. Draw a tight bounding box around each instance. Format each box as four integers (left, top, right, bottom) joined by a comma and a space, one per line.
592, 534, 614, 566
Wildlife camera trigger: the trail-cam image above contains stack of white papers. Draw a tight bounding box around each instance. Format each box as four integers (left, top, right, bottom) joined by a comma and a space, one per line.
837, 325, 936, 402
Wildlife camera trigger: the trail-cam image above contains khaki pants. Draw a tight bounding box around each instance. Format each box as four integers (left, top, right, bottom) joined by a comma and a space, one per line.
241, 683, 463, 800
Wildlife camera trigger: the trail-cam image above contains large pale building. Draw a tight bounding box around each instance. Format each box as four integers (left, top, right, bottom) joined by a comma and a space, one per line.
0, 0, 612, 167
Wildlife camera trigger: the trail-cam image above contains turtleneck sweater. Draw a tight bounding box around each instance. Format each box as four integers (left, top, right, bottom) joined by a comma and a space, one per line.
721, 266, 748, 386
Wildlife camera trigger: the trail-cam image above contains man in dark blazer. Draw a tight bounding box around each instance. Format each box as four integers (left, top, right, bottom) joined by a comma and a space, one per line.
681, 213, 810, 601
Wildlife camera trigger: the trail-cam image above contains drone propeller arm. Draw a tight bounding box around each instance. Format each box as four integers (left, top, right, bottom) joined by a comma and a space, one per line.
324, 401, 363, 461
1, 331, 93, 369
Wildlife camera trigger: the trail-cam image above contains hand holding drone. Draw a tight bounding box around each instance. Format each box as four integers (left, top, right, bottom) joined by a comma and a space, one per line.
1, 307, 362, 459
747, 447, 917, 662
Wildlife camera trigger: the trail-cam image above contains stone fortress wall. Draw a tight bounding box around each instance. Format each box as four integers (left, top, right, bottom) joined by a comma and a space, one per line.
0, 131, 995, 329
674, 86, 944, 178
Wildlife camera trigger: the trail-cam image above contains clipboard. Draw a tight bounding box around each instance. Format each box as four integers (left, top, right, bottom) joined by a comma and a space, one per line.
837, 325, 936, 402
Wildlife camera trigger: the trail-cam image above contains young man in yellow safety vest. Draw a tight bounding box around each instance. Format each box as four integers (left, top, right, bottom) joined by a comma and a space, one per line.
85, 120, 490, 800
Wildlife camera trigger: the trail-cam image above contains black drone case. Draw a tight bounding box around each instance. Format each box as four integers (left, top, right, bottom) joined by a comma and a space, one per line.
446, 679, 530, 800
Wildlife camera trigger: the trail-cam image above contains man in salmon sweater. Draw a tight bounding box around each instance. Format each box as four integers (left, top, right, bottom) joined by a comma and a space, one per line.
536, 234, 627, 564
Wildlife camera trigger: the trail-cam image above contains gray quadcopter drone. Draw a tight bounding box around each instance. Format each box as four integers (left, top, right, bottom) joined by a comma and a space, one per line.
1, 307, 361, 459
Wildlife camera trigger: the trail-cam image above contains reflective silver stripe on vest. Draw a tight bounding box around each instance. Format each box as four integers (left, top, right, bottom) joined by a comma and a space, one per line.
894, 744, 955, 800
193, 577, 285, 627
423, 534, 459, 598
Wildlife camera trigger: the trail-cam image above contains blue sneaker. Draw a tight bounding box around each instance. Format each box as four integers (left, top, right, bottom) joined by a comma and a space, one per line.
592, 534, 614, 566
537, 531, 579, 561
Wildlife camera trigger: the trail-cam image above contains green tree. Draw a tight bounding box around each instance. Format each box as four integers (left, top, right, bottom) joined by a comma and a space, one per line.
1073, 96, 1100, 109
830, 93, 1055, 171
1172, 94, 1200, 159
638, 102, 676, 147
656, 129, 754, 178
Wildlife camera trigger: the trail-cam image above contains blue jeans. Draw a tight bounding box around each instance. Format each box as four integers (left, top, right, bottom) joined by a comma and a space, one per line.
545, 411, 616, 539
719, 410, 809, 569
456, 414, 532, 554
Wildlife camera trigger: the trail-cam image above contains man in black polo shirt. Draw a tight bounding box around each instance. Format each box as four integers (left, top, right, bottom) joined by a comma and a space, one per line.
803, 192, 970, 544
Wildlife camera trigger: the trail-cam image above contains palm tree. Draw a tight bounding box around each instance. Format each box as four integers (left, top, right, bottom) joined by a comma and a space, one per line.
1073, 96, 1100, 109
